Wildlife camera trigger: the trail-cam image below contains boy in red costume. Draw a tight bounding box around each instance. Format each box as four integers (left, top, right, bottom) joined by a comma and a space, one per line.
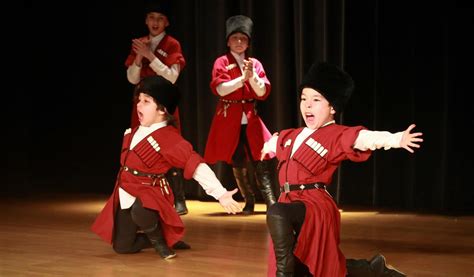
262, 62, 419, 276
92, 76, 241, 260
205, 15, 277, 214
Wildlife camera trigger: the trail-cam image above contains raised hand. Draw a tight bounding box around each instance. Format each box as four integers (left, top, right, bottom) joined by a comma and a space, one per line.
400, 124, 423, 153
132, 38, 153, 61
242, 58, 254, 81
218, 188, 243, 214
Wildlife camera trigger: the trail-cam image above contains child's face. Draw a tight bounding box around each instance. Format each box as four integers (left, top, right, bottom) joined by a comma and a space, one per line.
136, 93, 165, 127
300, 88, 335, 130
227, 32, 249, 54
145, 12, 169, 37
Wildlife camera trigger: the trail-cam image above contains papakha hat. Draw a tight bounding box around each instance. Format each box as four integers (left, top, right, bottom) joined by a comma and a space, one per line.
299, 62, 354, 113
134, 75, 180, 115
226, 15, 253, 40
144, 0, 171, 17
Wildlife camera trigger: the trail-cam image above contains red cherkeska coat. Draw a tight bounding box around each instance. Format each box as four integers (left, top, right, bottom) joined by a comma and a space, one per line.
91, 125, 203, 247
125, 34, 185, 130
267, 123, 372, 277
204, 53, 274, 164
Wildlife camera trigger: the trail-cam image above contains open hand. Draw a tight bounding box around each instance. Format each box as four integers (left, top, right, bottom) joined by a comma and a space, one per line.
400, 124, 423, 153
218, 188, 242, 214
132, 38, 153, 61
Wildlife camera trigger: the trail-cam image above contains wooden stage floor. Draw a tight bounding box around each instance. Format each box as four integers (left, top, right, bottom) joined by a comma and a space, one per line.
1, 194, 473, 276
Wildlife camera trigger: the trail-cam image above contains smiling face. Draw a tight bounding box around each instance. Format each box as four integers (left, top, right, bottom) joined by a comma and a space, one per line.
300, 87, 336, 130
145, 12, 169, 37
227, 32, 249, 54
136, 93, 166, 127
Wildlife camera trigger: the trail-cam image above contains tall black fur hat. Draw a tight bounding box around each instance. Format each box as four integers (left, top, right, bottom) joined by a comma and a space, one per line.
299, 62, 354, 113
226, 15, 253, 40
134, 76, 180, 114
144, 0, 171, 17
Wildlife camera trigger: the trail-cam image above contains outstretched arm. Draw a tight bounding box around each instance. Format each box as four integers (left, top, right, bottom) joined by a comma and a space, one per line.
354, 124, 423, 153
193, 163, 242, 214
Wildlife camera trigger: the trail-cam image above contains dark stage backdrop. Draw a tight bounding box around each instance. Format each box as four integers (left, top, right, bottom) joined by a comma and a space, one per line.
9, 0, 473, 213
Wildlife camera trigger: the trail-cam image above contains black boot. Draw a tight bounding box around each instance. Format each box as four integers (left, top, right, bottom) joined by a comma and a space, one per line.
232, 167, 255, 214
346, 254, 406, 277
167, 168, 188, 215
255, 160, 277, 207
267, 206, 295, 277
346, 258, 376, 277
369, 254, 407, 277
143, 223, 176, 259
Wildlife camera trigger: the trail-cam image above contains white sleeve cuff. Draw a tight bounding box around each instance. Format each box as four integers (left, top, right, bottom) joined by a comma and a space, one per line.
193, 163, 227, 200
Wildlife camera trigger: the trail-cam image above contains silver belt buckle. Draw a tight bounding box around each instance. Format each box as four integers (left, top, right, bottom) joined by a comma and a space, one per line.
284, 182, 290, 193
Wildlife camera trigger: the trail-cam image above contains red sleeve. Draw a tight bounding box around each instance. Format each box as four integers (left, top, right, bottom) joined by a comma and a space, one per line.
124, 48, 135, 67
162, 35, 186, 70
338, 126, 372, 162
209, 56, 232, 95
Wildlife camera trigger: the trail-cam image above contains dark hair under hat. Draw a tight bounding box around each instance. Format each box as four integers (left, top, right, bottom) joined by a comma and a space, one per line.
299, 62, 354, 113
134, 75, 180, 115
226, 15, 253, 40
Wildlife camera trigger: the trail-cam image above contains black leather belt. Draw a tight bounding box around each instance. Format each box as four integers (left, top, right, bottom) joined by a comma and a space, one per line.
280, 182, 326, 193
122, 166, 165, 179
220, 98, 255, 104
121, 166, 169, 193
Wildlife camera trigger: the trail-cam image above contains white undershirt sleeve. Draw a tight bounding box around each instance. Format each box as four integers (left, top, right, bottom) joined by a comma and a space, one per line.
248, 71, 266, 97
127, 63, 141, 85
193, 163, 228, 200
216, 77, 245, 96
262, 135, 278, 156
149, 58, 180, 84
353, 130, 403, 151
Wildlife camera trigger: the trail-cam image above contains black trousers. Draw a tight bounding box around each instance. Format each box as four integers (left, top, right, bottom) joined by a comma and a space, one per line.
232, 124, 252, 167
112, 199, 156, 254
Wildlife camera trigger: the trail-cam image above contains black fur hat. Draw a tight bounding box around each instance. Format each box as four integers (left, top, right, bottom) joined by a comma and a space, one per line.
226, 15, 253, 40
144, 0, 171, 17
299, 62, 354, 113
134, 76, 180, 115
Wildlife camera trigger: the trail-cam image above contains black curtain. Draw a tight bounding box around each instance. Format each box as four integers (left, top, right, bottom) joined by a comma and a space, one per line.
9, 0, 473, 213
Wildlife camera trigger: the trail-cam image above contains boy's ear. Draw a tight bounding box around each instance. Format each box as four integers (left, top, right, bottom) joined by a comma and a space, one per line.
330, 106, 336, 115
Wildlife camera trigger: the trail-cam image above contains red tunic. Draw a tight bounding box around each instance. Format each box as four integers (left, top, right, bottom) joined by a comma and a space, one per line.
204, 53, 274, 164
125, 34, 186, 130
267, 123, 372, 277
91, 125, 203, 247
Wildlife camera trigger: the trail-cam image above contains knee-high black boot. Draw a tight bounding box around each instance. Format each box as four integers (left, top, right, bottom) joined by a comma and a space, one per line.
166, 168, 188, 215
143, 223, 176, 260
232, 167, 255, 214
267, 205, 295, 277
346, 254, 406, 277
255, 160, 277, 207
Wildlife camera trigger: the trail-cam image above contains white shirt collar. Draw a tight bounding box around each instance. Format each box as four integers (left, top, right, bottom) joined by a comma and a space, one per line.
131, 121, 167, 149
150, 32, 166, 51
230, 51, 245, 65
